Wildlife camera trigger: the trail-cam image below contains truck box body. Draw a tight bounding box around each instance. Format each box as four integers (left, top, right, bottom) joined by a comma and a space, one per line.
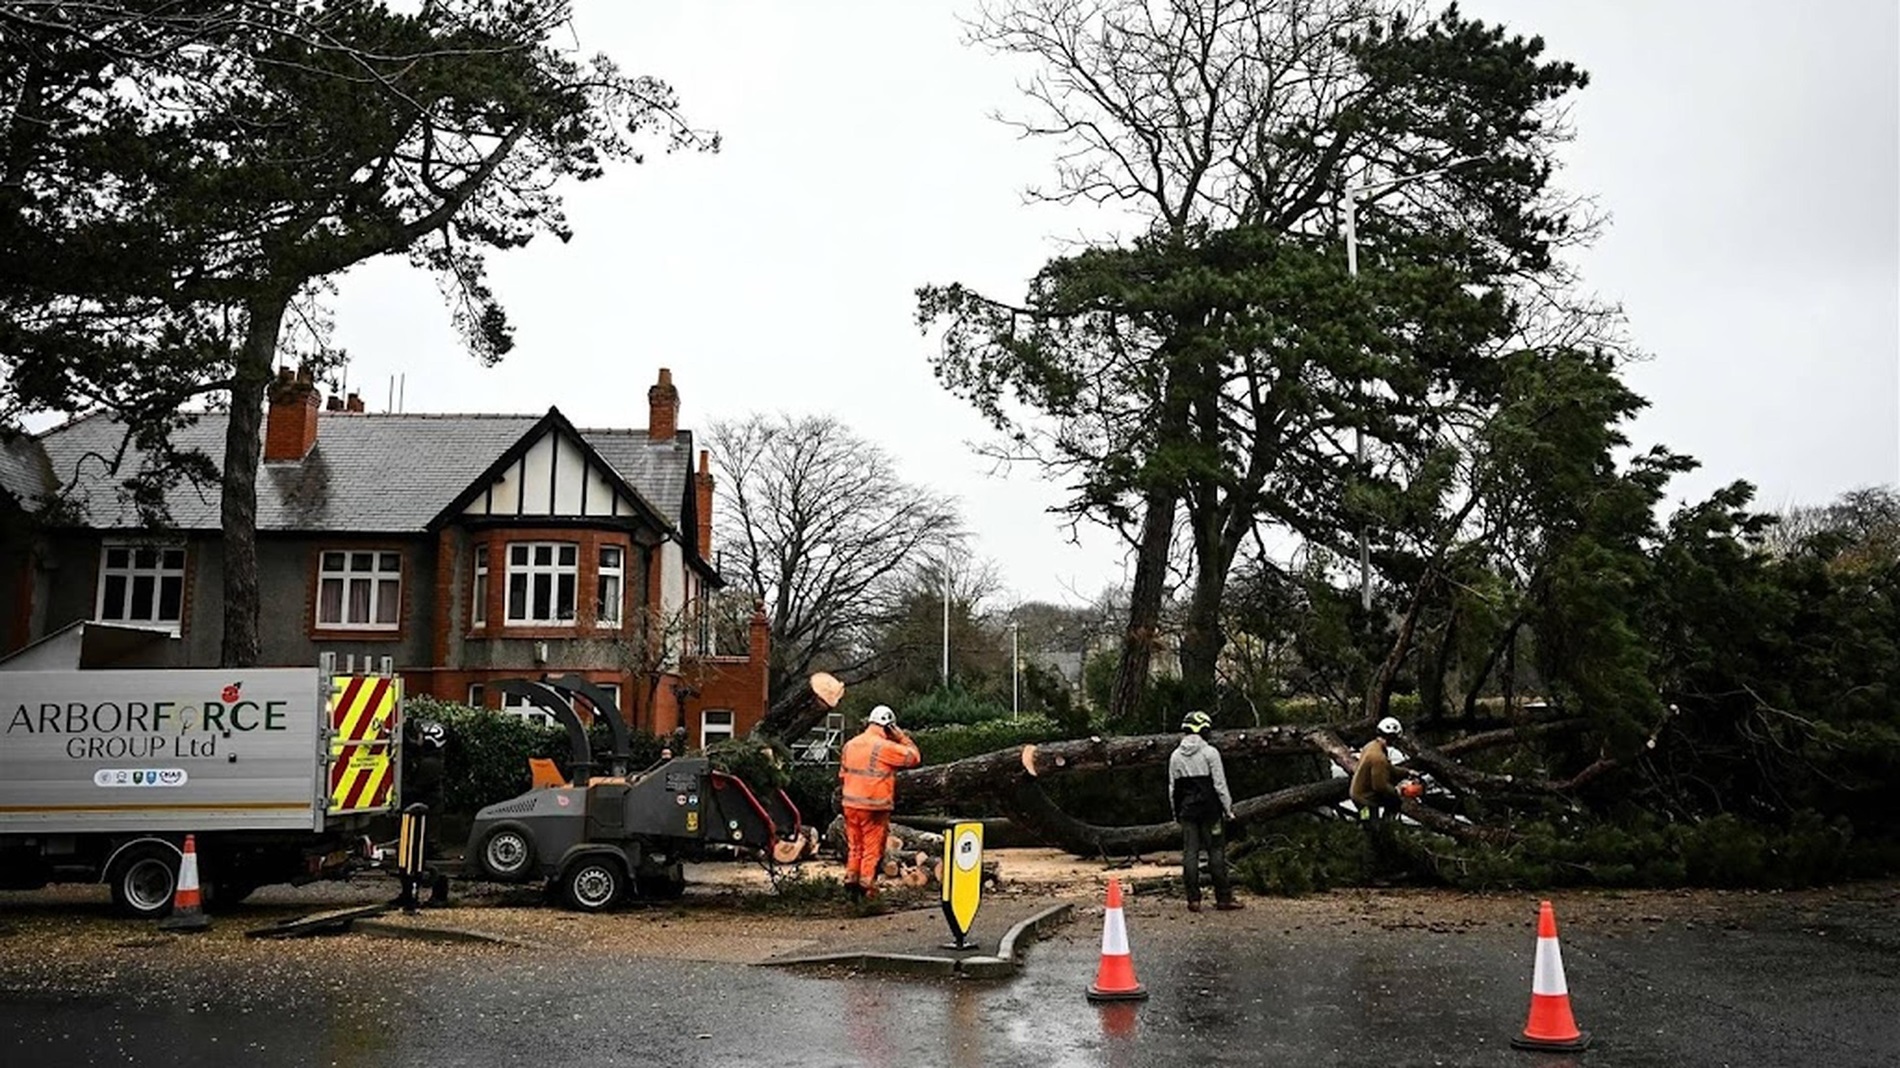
0, 668, 329, 835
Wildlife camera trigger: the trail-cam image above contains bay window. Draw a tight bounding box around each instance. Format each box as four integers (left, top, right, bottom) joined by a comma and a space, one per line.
597, 545, 624, 627
506, 542, 577, 624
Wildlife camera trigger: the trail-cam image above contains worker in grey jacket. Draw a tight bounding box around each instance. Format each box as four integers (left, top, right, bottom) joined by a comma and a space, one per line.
1168, 711, 1243, 912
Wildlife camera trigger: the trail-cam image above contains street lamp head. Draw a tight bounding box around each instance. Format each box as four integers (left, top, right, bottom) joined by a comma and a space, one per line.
1344, 154, 1483, 198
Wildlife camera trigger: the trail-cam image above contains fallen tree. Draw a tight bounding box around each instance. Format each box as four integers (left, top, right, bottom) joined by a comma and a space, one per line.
892, 715, 1596, 858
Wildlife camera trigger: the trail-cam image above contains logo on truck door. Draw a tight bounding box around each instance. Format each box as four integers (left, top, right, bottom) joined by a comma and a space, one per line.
326, 676, 401, 816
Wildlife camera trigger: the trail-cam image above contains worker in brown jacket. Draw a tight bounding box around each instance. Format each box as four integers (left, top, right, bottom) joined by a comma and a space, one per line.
838, 705, 921, 901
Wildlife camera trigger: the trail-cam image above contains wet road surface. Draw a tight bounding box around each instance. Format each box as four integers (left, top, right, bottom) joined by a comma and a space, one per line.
3, 886, 1896, 1067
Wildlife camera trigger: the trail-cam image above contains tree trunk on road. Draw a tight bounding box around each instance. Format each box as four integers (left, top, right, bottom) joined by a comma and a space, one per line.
892, 714, 1590, 857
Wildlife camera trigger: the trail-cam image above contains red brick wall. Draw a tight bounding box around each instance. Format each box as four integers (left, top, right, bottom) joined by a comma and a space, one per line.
676, 603, 771, 746
407, 666, 635, 724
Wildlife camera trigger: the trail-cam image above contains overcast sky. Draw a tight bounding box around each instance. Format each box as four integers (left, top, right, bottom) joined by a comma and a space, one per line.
324, 0, 1900, 607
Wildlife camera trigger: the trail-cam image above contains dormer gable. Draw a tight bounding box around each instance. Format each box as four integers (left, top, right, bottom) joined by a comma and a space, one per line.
429, 408, 672, 532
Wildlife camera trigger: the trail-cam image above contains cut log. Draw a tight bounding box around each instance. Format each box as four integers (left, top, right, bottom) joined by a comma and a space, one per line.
886, 815, 1024, 845
819, 816, 946, 858
898, 725, 1320, 810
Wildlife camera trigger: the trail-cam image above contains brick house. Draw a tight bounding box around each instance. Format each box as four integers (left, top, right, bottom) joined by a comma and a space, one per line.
0, 368, 767, 747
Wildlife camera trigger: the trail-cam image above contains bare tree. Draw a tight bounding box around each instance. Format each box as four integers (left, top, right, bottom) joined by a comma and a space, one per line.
707, 414, 964, 740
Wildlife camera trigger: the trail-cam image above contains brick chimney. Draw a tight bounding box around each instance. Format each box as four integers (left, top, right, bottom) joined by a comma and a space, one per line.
748, 600, 770, 710
647, 368, 679, 443
345, 391, 365, 413
694, 449, 714, 561
264, 366, 320, 462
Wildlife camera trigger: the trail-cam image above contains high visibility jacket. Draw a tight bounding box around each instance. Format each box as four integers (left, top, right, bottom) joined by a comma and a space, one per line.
839, 727, 921, 812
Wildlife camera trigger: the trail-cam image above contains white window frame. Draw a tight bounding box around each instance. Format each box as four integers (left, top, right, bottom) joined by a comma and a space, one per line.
315, 549, 403, 630
95, 541, 186, 632
471, 545, 488, 626
595, 683, 622, 719
596, 545, 624, 628
466, 683, 486, 709
502, 690, 556, 727
701, 708, 735, 746
505, 542, 579, 625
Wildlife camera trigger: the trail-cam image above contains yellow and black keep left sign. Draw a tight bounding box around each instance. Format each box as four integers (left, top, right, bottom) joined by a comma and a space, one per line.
327, 675, 400, 815
941, 820, 984, 942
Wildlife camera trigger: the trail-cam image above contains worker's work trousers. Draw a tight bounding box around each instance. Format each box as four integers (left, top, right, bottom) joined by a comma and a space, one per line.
844, 807, 892, 891
1181, 818, 1234, 904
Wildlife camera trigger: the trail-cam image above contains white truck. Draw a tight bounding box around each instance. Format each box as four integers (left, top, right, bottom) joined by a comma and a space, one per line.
0, 667, 401, 917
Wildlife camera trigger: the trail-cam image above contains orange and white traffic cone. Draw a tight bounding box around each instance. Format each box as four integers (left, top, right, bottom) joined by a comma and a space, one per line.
1512, 899, 1589, 1051
158, 834, 210, 932
1085, 877, 1148, 1002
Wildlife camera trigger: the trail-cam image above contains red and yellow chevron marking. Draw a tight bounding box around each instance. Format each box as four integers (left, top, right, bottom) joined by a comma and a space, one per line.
328, 741, 394, 815
325, 676, 401, 815
328, 675, 398, 748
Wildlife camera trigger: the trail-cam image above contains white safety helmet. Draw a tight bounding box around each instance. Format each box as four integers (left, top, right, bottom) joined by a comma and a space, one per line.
1377, 716, 1403, 737
867, 705, 896, 727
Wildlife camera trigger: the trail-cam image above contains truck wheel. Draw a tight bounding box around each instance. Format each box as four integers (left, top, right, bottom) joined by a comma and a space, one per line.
107, 844, 178, 919
561, 858, 622, 913
477, 824, 536, 880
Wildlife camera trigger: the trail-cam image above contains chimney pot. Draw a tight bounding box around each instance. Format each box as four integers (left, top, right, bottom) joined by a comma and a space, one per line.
326, 394, 345, 412
345, 391, 364, 413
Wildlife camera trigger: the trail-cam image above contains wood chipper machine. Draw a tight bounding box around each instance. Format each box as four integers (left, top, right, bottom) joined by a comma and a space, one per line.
463, 674, 833, 911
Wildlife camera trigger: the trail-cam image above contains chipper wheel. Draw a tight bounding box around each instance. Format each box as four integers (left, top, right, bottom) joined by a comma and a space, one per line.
561, 856, 624, 913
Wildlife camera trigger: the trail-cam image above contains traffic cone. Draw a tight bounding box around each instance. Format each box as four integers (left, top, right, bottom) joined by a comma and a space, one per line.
1085, 877, 1148, 1002
158, 834, 210, 932
1512, 899, 1589, 1051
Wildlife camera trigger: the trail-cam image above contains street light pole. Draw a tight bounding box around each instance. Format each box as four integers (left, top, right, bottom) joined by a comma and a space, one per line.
941, 541, 952, 689
1010, 619, 1020, 721
1340, 156, 1477, 611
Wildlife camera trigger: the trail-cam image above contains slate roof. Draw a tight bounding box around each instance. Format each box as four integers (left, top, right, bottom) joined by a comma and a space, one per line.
0, 428, 52, 507
28, 409, 694, 534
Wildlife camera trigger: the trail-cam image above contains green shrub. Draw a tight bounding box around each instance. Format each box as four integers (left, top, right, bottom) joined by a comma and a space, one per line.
1232, 819, 1377, 896
912, 715, 1068, 765
1392, 811, 1861, 892
898, 685, 1014, 728
411, 697, 663, 815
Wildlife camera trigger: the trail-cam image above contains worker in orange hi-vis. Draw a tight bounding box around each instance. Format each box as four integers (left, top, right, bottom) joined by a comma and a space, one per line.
838, 705, 921, 903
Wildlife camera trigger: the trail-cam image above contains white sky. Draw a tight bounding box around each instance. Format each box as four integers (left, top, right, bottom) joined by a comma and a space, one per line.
324, 1, 1900, 606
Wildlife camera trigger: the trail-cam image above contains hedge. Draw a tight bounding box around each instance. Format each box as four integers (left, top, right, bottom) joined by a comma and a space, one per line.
410, 697, 663, 815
